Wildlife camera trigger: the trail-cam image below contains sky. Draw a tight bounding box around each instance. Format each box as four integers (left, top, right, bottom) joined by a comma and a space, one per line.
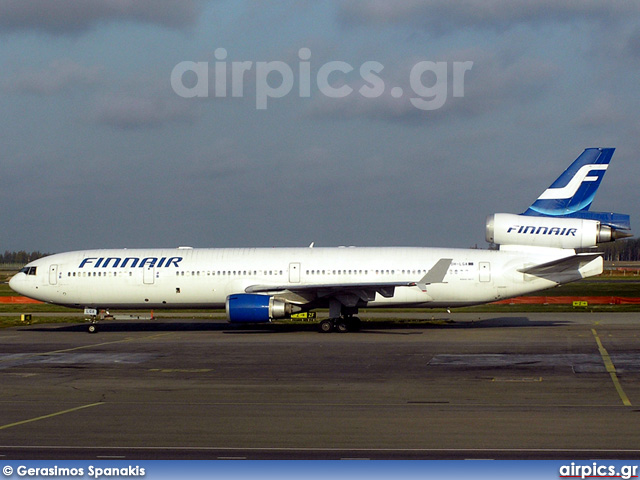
1, 0, 639, 253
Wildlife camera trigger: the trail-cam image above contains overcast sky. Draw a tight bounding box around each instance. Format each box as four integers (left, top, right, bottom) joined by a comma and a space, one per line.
1, 0, 639, 253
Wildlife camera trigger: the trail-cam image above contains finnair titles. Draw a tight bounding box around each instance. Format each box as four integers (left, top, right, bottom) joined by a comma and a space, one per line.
10, 148, 632, 333
507, 225, 577, 236
78, 256, 183, 269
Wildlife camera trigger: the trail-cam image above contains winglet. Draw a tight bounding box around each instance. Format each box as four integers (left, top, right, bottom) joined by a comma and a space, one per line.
416, 258, 452, 292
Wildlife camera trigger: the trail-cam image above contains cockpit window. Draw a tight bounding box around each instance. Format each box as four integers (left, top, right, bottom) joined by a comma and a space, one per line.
19, 266, 37, 275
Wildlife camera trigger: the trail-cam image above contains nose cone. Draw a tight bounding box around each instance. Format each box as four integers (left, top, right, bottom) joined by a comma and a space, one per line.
8, 273, 24, 295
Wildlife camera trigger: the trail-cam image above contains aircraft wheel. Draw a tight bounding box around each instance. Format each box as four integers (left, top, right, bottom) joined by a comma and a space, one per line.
319, 319, 333, 333
336, 320, 349, 333
88, 324, 98, 334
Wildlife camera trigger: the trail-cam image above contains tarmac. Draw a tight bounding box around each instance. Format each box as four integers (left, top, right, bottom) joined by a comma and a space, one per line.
0, 312, 639, 459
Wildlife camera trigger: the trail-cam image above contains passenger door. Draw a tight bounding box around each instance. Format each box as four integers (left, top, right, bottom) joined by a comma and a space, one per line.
479, 262, 491, 282
49, 264, 58, 285
143, 266, 155, 285
289, 263, 301, 283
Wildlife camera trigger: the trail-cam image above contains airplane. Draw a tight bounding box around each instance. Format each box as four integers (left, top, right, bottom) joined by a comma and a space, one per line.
9, 147, 632, 333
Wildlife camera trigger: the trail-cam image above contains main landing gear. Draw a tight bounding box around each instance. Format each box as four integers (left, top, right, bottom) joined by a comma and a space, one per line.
319, 316, 362, 333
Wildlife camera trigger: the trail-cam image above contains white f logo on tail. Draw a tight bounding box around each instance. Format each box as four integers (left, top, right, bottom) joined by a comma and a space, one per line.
537, 164, 608, 200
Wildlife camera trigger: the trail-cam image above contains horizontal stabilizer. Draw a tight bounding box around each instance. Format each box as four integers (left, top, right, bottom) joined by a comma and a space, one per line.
517, 253, 602, 276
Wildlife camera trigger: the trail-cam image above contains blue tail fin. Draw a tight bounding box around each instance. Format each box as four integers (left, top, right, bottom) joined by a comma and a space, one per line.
525, 148, 613, 216
523, 148, 630, 230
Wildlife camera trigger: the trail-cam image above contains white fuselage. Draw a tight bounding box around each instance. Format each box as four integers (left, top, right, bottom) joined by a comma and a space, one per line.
9, 246, 602, 310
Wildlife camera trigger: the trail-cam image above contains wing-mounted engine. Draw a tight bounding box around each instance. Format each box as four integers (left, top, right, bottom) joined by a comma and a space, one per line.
226, 294, 301, 323
486, 213, 631, 249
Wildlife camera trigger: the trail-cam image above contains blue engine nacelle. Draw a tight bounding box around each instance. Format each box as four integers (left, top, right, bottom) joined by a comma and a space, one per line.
226, 294, 296, 323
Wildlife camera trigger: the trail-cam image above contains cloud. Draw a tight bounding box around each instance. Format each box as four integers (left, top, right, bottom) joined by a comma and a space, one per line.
575, 95, 626, 129
457, 51, 557, 113
337, 0, 640, 33
627, 29, 640, 53
306, 50, 557, 123
3, 59, 105, 95
95, 95, 198, 130
0, 0, 204, 35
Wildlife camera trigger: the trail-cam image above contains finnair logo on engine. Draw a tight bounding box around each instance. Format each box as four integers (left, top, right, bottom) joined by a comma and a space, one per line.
537, 164, 608, 200
78, 256, 183, 269
507, 226, 577, 236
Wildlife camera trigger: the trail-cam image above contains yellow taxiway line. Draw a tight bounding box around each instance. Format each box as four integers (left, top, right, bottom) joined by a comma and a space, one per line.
592, 328, 631, 407
0, 402, 104, 431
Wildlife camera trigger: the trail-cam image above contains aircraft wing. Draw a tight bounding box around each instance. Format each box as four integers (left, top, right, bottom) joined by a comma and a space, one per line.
517, 253, 602, 276
246, 280, 415, 298
245, 259, 454, 301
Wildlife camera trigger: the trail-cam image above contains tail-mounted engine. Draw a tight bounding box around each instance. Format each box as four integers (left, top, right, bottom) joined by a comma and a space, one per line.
486, 213, 631, 249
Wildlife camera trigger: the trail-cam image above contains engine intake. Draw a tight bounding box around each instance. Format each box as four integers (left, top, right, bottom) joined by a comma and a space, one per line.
226, 294, 298, 323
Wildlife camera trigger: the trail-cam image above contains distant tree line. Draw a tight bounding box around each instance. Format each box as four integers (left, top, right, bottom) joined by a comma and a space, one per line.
595, 238, 640, 262
1, 250, 52, 265
491, 239, 640, 260
489, 239, 640, 260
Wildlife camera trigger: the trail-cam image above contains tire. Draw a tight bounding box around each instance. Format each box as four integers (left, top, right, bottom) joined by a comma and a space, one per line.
319, 319, 333, 333
88, 324, 97, 334
336, 321, 349, 333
